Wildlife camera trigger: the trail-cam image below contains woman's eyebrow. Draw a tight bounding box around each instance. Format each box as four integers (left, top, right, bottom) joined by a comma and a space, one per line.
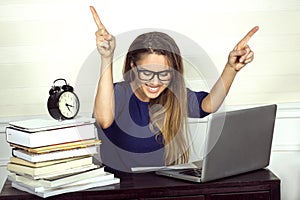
137, 65, 171, 71
137, 66, 149, 70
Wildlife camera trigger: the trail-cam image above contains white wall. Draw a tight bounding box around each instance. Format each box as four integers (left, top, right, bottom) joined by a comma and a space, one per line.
0, 0, 299, 118
0, 0, 299, 199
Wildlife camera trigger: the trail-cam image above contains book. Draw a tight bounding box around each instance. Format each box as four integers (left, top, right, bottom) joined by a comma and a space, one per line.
11, 176, 120, 198
5, 117, 119, 198
8, 117, 95, 132
12, 146, 98, 162
8, 166, 106, 188
10, 139, 101, 154
6, 123, 96, 148
7, 156, 93, 177
9, 156, 90, 168
10, 172, 115, 193
29, 164, 99, 180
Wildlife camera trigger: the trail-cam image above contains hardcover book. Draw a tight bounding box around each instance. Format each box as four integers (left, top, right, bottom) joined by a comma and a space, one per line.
11, 146, 98, 163
6, 123, 96, 148
7, 156, 94, 177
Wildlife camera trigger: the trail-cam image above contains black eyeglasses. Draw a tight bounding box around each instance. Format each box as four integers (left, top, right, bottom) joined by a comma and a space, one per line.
135, 67, 172, 81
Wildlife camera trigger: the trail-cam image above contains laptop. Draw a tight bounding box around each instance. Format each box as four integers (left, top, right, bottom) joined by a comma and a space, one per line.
155, 104, 277, 182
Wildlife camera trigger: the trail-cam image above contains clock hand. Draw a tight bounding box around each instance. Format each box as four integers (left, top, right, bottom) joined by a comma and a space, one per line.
65, 103, 74, 108
65, 104, 71, 111
65, 103, 75, 112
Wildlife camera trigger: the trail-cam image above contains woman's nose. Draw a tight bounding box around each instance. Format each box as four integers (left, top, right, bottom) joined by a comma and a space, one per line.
149, 74, 161, 85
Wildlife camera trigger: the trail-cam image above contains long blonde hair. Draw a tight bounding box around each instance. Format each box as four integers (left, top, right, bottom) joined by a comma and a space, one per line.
123, 32, 190, 165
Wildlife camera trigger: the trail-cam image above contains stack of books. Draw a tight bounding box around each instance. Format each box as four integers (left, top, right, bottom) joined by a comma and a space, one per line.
5, 117, 120, 198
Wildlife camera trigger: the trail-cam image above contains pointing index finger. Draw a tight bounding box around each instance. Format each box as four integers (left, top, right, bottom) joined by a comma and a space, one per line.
90, 6, 106, 30
236, 26, 259, 50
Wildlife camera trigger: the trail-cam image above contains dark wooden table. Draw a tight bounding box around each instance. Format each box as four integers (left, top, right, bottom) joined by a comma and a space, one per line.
0, 168, 280, 200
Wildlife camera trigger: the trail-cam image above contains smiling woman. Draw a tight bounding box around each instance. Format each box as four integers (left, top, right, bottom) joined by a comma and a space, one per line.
89, 5, 259, 172
95, 30, 209, 171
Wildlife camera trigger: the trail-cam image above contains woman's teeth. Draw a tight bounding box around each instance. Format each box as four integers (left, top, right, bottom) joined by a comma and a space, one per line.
147, 86, 159, 93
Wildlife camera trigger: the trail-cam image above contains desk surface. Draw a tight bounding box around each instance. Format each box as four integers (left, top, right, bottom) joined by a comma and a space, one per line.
0, 168, 280, 200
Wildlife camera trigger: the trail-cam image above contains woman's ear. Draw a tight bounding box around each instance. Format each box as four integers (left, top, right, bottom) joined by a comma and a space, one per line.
130, 61, 135, 68
129, 62, 136, 81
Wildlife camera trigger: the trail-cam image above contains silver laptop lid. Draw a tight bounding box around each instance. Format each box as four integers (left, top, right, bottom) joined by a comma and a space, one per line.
201, 104, 277, 182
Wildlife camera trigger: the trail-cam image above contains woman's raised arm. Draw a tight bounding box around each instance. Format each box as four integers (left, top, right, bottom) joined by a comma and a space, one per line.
90, 6, 116, 128
202, 26, 259, 113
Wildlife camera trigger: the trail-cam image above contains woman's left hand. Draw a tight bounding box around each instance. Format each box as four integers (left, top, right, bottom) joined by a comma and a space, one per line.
227, 26, 259, 71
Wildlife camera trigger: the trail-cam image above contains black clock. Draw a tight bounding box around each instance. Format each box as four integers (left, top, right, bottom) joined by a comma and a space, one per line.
47, 78, 80, 120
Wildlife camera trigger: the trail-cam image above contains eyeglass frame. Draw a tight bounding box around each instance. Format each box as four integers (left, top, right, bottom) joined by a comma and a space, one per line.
134, 66, 173, 82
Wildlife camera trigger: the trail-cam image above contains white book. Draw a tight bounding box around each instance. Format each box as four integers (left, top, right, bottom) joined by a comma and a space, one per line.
8, 117, 95, 132
60, 173, 115, 187
6, 123, 96, 148
8, 167, 108, 189
12, 173, 115, 193
7, 156, 94, 177
12, 176, 120, 198
12, 146, 98, 162
30, 164, 99, 180
9, 156, 88, 168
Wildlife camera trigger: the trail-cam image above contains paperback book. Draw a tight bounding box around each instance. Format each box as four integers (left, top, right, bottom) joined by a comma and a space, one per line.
12, 145, 99, 163
8, 166, 106, 188
7, 156, 94, 177
10, 174, 120, 198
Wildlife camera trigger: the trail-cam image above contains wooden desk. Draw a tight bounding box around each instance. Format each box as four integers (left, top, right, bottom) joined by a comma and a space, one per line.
0, 169, 280, 200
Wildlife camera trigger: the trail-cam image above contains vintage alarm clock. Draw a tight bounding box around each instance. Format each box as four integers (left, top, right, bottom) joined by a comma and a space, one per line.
47, 78, 80, 120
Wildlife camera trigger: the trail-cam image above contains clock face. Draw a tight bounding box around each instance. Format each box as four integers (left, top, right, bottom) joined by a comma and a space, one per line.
58, 91, 80, 119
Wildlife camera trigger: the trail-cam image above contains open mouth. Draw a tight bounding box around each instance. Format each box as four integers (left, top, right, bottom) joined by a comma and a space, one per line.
146, 84, 161, 94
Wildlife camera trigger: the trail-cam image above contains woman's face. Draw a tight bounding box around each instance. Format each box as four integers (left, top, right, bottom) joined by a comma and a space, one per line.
131, 53, 172, 102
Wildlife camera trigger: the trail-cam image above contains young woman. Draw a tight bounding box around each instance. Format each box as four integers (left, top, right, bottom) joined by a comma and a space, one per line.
90, 6, 259, 172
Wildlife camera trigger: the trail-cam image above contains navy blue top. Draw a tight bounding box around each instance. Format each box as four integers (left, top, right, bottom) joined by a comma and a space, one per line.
95, 81, 209, 172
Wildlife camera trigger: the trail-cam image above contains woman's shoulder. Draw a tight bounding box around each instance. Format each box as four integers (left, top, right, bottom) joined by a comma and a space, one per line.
114, 81, 131, 92
113, 81, 134, 100
186, 87, 208, 95
114, 81, 129, 87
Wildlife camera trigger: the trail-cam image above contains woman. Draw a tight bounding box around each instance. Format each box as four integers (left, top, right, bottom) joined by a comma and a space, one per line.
90, 6, 259, 172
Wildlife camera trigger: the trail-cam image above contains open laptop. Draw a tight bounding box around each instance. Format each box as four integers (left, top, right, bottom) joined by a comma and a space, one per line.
156, 104, 277, 182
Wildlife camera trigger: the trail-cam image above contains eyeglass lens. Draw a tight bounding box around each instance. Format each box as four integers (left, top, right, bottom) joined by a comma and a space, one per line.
137, 69, 171, 81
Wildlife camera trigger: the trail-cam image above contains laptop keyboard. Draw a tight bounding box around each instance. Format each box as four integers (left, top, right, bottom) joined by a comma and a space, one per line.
179, 168, 202, 177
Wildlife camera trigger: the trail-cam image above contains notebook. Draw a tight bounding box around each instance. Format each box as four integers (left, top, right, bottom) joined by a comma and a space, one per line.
156, 104, 277, 182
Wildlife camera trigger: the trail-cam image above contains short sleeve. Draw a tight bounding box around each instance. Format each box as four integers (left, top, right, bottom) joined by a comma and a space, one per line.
187, 88, 210, 118
113, 82, 128, 119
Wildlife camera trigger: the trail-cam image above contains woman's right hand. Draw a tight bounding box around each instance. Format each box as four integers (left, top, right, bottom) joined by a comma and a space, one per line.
91, 6, 116, 129
90, 6, 115, 58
